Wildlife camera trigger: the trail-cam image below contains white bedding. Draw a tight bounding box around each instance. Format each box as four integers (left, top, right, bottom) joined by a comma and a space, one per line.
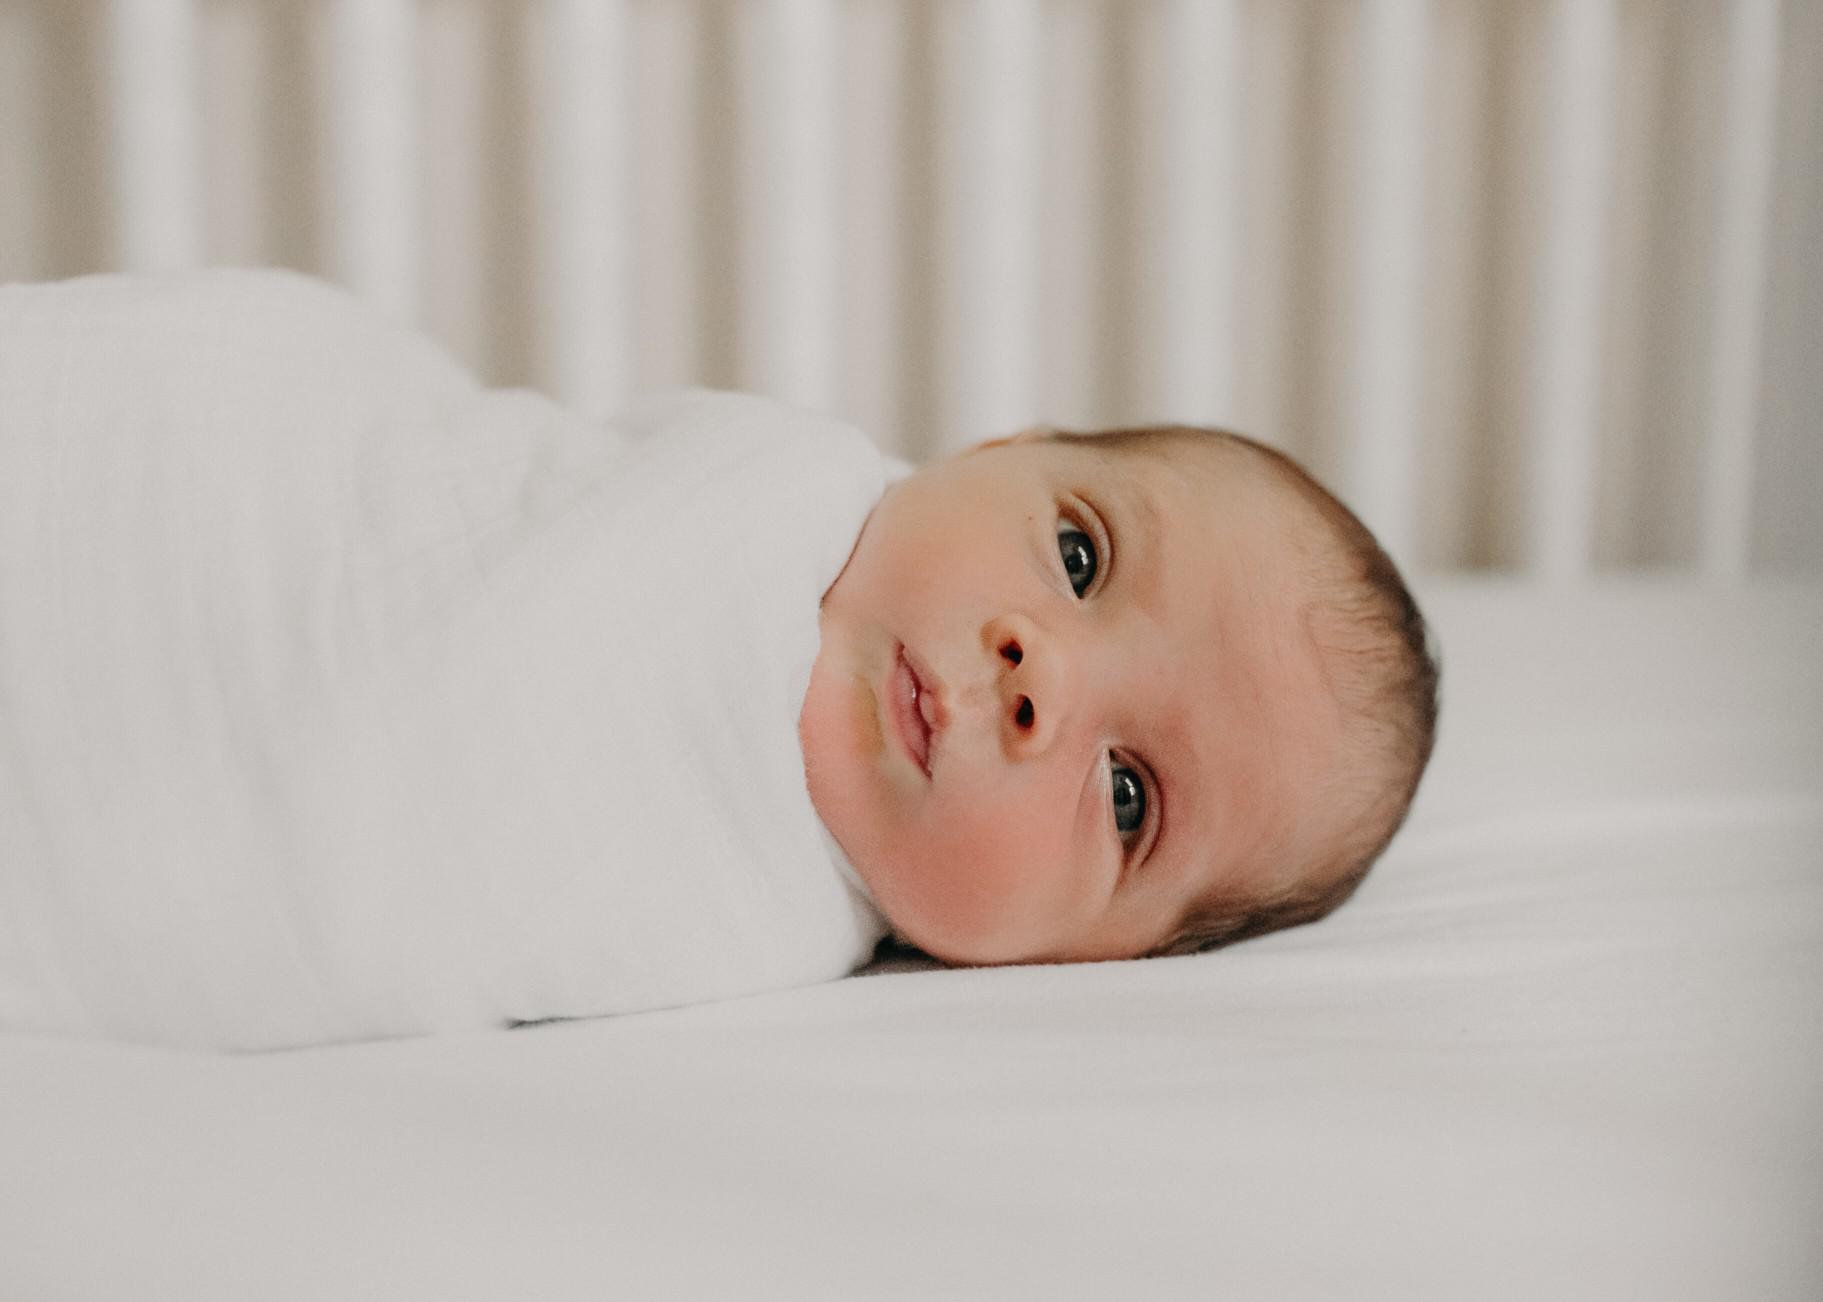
2, 581, 1818, 1296
0, 272, 887, 1050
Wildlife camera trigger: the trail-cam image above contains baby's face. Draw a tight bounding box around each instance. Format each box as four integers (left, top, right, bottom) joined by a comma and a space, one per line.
799, 434, 1343, 965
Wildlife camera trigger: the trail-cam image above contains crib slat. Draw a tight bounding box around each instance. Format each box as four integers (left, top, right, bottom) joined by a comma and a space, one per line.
107, 0, 201, 271
1527, 0, 1615, 578
327, 0, 418, 321
1703, 0, 1782, 578
538, 0, 631, 418
936, 0, 1043, 450
737, 0, 840, 412
1350, 0, 1429, 569
1134, 0, 1240, 429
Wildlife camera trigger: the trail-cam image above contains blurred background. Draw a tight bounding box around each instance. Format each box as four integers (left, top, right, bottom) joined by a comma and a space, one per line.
1, 0, 1817, 575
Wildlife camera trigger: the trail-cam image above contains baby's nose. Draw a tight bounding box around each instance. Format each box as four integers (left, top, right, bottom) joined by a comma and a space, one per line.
983, 613, 1068, 761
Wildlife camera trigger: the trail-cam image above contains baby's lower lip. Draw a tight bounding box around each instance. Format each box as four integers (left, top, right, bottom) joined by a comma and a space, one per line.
889, 645, 932, 777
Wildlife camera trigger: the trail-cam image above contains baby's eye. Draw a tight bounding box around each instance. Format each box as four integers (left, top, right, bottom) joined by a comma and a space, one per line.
1057, 521, 1098, 598
1110, 759, 1146, 841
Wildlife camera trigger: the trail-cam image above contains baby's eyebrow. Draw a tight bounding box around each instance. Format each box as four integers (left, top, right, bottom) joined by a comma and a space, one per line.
1127, 482, 1162, 568
1101, 475, 1164, 619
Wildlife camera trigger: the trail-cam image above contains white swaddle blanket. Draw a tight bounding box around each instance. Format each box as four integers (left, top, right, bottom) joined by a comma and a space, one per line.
0, 270, 889, 1051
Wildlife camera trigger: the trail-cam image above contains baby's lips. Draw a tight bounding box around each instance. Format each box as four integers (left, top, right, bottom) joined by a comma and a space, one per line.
888, 644, 934, 776
902, 646, 950, 748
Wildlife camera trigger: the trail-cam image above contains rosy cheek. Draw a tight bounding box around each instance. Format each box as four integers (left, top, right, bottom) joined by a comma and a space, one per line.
891, 781, 1073, 959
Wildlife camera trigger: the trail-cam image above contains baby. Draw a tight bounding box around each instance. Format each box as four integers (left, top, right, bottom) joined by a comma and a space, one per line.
0, 269, 1434, 1049
802, 423, 1439, 968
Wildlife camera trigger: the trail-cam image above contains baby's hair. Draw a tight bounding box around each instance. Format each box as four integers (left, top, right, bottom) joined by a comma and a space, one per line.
1041, 424, 1441, 957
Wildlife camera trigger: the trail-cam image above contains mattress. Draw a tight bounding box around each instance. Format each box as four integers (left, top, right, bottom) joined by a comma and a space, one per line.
2, 578, 1818, 1301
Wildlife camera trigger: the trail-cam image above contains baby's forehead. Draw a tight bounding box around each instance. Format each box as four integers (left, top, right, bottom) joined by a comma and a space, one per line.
1074, 434, 1336, 695
1059, 432, 1330, 583
1148, 441, 1346, 705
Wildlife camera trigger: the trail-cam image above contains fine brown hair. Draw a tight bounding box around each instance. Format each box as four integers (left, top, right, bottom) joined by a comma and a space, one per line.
1043, 424, 1441, 958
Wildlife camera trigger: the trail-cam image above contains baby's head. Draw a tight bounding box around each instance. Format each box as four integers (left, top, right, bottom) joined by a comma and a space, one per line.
799, 424, 1438, 966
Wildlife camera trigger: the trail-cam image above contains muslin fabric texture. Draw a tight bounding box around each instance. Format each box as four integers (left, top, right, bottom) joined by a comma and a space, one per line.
0, 270, 887, 1050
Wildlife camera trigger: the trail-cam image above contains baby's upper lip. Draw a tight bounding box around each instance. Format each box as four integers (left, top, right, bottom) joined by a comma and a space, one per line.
901, 644, 949, 763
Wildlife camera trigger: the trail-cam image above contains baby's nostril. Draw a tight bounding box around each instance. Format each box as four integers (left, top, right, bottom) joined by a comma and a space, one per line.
1001, 640, 1023, 666
1015, 697, 1034, 729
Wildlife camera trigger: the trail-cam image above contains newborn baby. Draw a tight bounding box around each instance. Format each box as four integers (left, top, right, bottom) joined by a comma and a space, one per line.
804, 423, 1438, 967
0, 270, 1435, 1050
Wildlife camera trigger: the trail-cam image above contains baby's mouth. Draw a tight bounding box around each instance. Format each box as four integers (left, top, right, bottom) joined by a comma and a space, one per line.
889, 644, 944, 778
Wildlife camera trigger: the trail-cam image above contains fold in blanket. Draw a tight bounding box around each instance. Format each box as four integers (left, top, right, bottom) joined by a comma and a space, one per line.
0, 271, 888, 1050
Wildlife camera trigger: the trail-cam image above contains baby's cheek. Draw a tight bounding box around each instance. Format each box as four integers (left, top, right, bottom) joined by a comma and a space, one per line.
896, 797, 1070, 962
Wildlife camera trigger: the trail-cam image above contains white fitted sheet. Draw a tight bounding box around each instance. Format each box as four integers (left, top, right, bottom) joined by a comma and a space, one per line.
2, 579, 1819, 1301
